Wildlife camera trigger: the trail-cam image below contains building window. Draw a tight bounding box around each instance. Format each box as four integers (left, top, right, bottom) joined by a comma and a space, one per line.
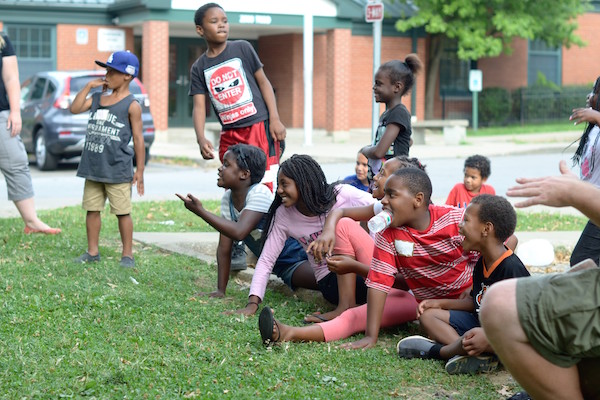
7, 26, 52, 59
5, 25, 54, 82
439, 43, 470, 97
528, 39, 561, 86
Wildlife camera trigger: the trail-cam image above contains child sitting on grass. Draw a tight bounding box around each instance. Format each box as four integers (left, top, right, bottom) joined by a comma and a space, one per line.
260, 166, 480, 348
397, 194, 529, 374
258, 156, 425, 343
446, 154, 495, 208
343, 152, 370, 192
236, 154, 375, 318
177, 144, 316, 298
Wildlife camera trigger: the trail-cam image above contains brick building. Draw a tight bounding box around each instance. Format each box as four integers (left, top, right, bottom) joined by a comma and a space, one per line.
1, 0, 599, 138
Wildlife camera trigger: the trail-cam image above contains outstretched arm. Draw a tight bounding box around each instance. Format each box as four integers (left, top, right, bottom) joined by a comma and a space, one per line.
570, 107, 600, 126
506, 160, 600, 226
176, 193, 263, 241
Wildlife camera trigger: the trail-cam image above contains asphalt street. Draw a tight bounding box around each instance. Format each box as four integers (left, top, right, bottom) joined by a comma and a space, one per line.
0, 150, 579, 218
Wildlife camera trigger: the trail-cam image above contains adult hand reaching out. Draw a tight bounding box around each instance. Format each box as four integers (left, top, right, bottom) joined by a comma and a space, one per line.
506, 160, 578, 208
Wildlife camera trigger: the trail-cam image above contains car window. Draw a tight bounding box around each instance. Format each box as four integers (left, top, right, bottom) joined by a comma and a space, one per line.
20, 78, 32, 101
45, 81, 56, 100
129, 80, 142, 95
30, 78, 47, 101
70, 76, 103, 95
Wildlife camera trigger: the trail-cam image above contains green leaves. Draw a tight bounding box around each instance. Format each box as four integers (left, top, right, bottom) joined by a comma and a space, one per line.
396, 0, 589, 60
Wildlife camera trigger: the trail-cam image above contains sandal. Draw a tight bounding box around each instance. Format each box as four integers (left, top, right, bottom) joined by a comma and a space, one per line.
303, 312, 330, 324
258, 307, 280, 345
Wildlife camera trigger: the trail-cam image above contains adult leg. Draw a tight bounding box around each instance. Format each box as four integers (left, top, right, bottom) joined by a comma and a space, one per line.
14, 197, 57, 231
86, 211, 102, 256
480, 280, 583, 400
0, 120, 57, 232
570, 220, 600, 266
117, 214, 133, 258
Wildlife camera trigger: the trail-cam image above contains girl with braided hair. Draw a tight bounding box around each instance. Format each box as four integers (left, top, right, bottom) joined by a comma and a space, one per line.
234, 154, 375, 320
569, 76, 600, 266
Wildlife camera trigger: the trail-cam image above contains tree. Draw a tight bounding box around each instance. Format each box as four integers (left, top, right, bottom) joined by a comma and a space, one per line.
395, 0, 589, 119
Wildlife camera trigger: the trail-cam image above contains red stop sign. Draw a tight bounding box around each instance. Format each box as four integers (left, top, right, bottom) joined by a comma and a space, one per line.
365, 3, 384, 22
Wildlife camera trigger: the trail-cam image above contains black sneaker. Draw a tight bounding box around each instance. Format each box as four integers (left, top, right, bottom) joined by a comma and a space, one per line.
120, 256, 135, 268
445, 354, 499, 374
230, 241, 247, 271
74, 252, 100, 263
507, 392, 531, 400
396, 335, 436, 359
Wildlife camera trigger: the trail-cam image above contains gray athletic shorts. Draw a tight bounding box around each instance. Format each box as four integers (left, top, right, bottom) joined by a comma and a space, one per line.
516, 267, 600, 367
0, 110, 34, 201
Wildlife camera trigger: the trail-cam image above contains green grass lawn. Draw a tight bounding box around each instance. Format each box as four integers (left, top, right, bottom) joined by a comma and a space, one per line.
0, 201, 585, 398
467, 121, 582, 136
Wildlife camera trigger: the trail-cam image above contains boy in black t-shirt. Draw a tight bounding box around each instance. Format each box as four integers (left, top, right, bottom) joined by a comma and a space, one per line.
396, 194, 530, 374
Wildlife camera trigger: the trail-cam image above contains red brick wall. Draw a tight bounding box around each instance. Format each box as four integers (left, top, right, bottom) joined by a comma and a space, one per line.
326, 29, 352, 133
142, 20, 169, 132
479, 38, 528, 90
258, 30, 426, 130
56, 24, 134, 71
350, 35, 427, 127
313, 34, 328, 129
562, 13, 600, 86
258, 34, 302, 128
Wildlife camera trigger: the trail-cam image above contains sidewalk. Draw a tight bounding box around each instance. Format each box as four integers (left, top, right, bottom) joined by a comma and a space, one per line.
151, 127, 582, 165
133, 230, 580, 285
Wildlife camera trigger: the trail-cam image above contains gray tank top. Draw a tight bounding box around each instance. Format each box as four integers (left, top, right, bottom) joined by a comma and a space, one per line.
76, 92, 136, 183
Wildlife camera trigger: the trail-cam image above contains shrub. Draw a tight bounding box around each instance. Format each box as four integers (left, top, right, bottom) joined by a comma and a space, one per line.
479, 87, 511, 126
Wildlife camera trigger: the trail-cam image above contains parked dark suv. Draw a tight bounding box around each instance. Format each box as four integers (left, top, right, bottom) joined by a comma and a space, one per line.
20, 70, 155, 170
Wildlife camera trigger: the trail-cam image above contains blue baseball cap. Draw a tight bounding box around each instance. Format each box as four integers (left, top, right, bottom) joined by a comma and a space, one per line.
95, 50, 139, 77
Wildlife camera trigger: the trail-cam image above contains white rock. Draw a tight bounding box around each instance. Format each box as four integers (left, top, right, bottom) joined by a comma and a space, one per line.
515, 239, 555, 267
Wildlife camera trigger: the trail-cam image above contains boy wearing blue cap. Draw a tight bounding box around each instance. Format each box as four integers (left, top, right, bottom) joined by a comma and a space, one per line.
70, 50, 145, 268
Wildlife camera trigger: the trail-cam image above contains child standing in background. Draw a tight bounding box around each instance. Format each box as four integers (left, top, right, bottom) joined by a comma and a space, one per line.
361, 55, 422, 182
189, 2, 284, 190
70, 51, 145, 268
446, 154, 495, 208
343, 152, 369, 192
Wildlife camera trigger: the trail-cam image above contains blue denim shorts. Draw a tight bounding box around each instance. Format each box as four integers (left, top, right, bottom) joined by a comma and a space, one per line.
448, 310, 480, 336
271, 238, 308, 290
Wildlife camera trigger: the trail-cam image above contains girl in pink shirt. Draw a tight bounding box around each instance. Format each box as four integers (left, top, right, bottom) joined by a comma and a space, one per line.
235, 154, 375, 320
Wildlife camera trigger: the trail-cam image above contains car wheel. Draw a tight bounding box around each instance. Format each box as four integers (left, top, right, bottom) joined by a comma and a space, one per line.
34, 129, 59, 171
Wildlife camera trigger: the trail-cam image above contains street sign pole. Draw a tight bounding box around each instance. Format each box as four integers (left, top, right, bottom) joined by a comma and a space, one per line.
366, 1, 384, 142
469, 69, 482, 131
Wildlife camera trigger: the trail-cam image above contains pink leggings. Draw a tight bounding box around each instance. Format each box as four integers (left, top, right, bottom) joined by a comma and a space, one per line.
320, 289, 418, 342
321, 217, 419, 342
